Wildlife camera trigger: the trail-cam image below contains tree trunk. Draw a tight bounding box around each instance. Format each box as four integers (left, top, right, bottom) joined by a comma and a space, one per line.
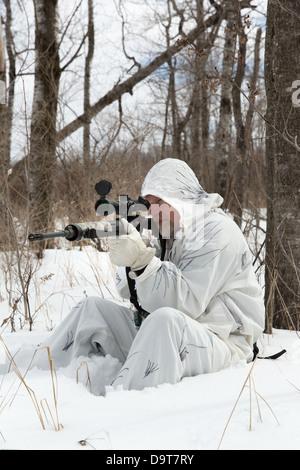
29, 0, 60, 238
214, 0, 237, 207
190, 0, 208, 179
0, 2, 16, 250
169, 56, 181, 159
231, 6, 247, 226
264, 3, 276, 334
82, 0, 95, 208
2, 0, 15, 174
264, 0, 300, 331
0, 14, 9, 250
83, 0, 94, 170
0, 14, 8, 173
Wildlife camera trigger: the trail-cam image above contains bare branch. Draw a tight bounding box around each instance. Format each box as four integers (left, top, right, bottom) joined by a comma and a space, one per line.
60, 31, 88, 73
117, 0, 141, 72
57, 7, 223, 143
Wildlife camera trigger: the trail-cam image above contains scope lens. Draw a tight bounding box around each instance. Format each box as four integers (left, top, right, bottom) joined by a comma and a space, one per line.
95, 180, 112, 197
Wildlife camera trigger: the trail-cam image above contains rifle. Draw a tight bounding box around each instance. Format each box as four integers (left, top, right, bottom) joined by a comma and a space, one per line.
28, 180, 157, 328
28, 180, 151, 243
28, 180, 165, 328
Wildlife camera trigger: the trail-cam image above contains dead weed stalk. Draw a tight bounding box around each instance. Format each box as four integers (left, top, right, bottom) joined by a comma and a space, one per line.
0, 337, 63, 432
217, 358, 279, 449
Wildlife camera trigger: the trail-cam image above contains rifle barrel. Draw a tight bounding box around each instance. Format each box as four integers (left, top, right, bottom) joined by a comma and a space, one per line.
28, 230, 67, 242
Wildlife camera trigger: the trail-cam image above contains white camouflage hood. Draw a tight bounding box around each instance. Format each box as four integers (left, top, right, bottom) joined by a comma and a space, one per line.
141, 158, 223, 232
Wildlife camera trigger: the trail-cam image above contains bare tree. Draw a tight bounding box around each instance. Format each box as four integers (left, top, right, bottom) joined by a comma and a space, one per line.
214, 0, 237, 206
83, 0, 94, 170
264, 0, 300, 331
231, 8, 262, 225
2, 0, 15, 172
0, 11, 9, 175
189, 0, 211, 179
0, 7, 14, 250
29, 0, 60, 238
211, 1, 262, 224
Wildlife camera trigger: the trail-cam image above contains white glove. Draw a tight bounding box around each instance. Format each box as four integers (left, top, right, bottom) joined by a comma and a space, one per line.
108, 219, 156, 272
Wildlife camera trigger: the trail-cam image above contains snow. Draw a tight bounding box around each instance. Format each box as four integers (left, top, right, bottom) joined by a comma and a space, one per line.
1, 246, 300, 451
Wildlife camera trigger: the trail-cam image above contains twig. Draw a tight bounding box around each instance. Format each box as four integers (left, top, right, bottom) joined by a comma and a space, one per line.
0, 339, 63, 431
76, 360, 92, 393
217, 358, 258, 449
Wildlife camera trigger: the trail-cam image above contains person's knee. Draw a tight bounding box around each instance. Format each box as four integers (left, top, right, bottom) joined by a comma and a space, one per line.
143, 307, 182, 328
74, 296, 113, 321
80, 297, 131, 326
81, 296, 110, 309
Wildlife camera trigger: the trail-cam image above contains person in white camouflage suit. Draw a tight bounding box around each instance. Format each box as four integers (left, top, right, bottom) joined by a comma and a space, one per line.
31, 158, 265, 393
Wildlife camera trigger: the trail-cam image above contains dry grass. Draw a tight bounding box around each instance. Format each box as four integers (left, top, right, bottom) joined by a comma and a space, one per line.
76, 360, 92, 394
217, 358, 279, 450
0, 337, 63, 432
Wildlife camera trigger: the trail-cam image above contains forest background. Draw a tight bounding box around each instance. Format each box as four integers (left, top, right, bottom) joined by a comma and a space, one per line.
0, 0, 299, 334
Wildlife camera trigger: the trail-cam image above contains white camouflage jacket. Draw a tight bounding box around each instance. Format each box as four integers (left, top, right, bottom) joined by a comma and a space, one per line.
116, 158, 265, 363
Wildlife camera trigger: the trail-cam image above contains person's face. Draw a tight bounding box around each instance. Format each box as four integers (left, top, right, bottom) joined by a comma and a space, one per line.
145, 195, 180, 238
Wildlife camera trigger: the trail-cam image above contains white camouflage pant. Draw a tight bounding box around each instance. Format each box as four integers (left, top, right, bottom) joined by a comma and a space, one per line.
32, 297, 232, 394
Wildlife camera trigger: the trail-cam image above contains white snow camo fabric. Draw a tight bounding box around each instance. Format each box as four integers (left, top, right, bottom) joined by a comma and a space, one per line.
127, 158, 265, 361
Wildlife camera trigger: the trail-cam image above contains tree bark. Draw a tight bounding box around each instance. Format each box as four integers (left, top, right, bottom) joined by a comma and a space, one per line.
0, 14, 8, 250
214, 0, 237, 206
29, 0, 60, 236
2, 0, 15, 175
264, 4, 276, 333
190, 0, 209, 179
0, 14, 8, 173
82, 0, 95, 207
264, 0, 300, 331
0, 2, 16, 250
83, 0, 94, 169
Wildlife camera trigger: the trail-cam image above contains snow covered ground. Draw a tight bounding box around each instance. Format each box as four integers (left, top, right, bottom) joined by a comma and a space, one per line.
1, 246, 300, 451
